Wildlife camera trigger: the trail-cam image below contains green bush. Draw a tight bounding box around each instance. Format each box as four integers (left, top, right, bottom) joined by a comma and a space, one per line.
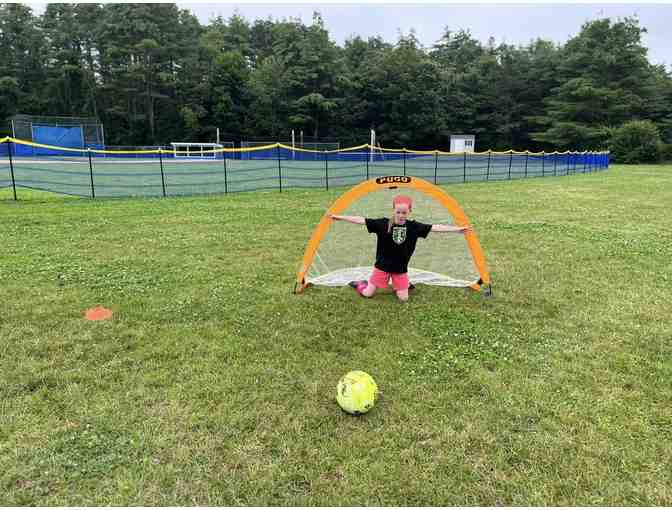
658, 142, 672, 163
608, 120, 662, 163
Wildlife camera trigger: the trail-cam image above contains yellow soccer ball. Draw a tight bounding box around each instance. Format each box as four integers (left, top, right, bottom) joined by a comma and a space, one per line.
336, 371, 378, 415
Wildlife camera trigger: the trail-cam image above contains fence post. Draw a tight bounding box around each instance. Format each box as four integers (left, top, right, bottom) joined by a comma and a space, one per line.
87, 148, 95, 199
486, 150, 491, 181
276, 145, 282, 192
403, 149, 406, 177
158, 148, 167, 197
463, 151, 467, 182
542, 151, 545, 177
223, 149, 228, 194
583, 152, 587, 173
571, 153, 575, 174
524, 151, 529, 177
324, 150, 329, 191
7, 139, 17, 200
508, 151, 513, 180
366, 148, 370, 180
552, 153, 557, 176
434, 151, 439, 185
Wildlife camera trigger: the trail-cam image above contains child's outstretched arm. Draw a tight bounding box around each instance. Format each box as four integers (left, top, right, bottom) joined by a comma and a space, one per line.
431, 223, 472, 233
329, 214, 365, 225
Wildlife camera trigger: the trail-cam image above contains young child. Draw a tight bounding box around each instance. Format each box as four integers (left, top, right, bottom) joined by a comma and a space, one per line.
329, 195, 471, 302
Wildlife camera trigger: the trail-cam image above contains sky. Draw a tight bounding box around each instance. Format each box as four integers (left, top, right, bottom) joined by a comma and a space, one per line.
24, 2, 672, 69
178, 3, 672, 68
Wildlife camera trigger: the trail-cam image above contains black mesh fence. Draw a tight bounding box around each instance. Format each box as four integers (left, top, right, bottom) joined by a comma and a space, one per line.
0, 138, 610, 200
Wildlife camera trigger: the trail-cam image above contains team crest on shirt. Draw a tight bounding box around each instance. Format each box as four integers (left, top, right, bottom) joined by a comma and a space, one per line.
392, 226, 407, 245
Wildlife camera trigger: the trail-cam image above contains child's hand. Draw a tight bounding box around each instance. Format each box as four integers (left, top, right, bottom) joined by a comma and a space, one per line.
328, 214, 340, 220
459, 224, 472, 234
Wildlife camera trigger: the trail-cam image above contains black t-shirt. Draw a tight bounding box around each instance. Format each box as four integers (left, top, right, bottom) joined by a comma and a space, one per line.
365, 218, 433, 274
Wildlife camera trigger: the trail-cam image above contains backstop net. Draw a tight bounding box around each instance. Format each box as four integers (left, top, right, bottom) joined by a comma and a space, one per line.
10, 114, 104, 156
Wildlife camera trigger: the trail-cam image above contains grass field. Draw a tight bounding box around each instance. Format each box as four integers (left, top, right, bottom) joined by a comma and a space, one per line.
1, 165, 670, 505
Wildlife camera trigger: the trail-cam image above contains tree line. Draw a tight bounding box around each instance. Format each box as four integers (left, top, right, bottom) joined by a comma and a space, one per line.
1, 3, 670, 159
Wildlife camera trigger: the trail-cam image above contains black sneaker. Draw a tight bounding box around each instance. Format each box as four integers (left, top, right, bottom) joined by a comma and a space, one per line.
409, 283, 416, 291
348, 280, 367, 289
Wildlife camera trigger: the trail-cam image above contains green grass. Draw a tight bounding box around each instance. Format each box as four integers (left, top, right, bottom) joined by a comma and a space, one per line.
1, 165, 671, 505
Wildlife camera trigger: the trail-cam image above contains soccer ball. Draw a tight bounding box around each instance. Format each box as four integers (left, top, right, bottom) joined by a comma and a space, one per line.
336, 371, 378, 415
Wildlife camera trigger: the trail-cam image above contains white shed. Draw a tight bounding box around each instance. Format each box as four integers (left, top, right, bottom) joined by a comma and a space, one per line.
450, 134, 476, 153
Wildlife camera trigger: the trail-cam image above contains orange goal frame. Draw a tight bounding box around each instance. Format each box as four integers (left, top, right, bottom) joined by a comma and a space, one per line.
295, 176, 491, 294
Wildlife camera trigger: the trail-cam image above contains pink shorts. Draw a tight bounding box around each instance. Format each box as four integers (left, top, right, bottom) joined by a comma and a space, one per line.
369, 267, 410, 291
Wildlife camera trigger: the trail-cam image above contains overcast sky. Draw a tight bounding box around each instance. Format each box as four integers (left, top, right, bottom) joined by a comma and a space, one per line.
182, 3, 672, 68
25, 2, 672, 69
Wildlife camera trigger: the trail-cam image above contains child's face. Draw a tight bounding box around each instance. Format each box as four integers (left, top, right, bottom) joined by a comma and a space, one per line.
393, 204, 410, 224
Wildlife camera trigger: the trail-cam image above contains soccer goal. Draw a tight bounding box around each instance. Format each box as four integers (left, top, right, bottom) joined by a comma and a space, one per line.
295, 175, 491, 294
170, 142, 230, 159
370, 129, 385, 162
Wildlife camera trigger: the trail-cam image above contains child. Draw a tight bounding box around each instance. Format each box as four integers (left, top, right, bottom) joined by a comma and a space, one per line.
329, 194, 471, 302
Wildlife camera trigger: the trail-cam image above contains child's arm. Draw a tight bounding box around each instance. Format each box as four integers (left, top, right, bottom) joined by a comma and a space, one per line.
329, 214, 366, 225
431, 223, 472, 233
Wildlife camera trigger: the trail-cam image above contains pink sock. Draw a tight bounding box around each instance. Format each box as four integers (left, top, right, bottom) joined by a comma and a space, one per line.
356, 281, 368, 295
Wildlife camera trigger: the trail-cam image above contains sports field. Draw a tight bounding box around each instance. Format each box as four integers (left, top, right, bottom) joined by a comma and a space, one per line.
1, 165, 670, 505
0, 150, 602, 197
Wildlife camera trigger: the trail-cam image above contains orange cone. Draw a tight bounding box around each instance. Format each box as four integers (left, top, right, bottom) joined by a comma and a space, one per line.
84, 306, 113, 321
